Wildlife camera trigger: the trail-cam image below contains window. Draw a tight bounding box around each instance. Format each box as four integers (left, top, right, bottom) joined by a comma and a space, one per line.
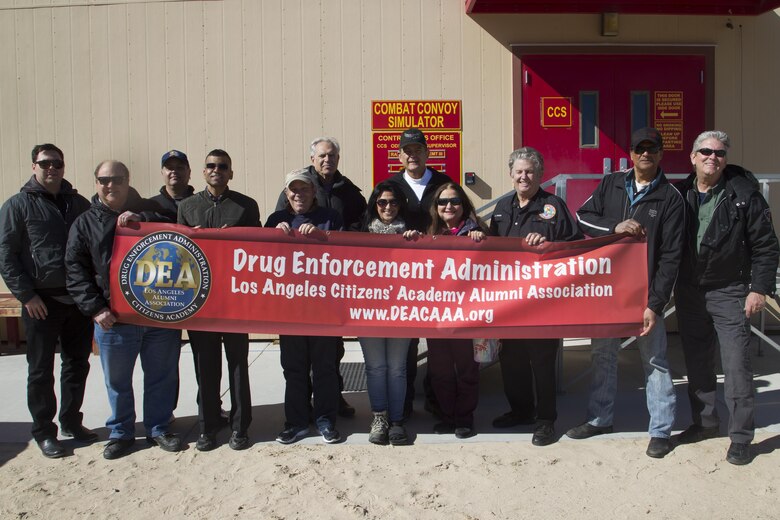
580, 92, 598, 148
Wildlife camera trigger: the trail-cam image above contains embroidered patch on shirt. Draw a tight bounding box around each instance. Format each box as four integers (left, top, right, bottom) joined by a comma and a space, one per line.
540, 204, 556, 219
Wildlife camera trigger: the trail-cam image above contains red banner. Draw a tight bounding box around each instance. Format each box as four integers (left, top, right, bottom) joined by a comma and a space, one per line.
110, 224, 648, 339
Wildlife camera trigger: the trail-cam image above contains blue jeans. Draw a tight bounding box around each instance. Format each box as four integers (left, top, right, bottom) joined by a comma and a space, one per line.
95, 323, 181, 440
359, 337, 410, 422
586, 316, 676, 438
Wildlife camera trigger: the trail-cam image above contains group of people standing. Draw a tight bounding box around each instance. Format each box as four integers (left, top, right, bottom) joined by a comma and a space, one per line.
0, 125, 776, 466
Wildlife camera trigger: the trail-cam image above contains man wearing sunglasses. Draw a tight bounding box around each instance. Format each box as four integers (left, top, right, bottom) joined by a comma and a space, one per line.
177, 149, 260, 452
674, 131, 779, 465
572, 127, 685, 459
66, 160, 181, 460
0, 144, 93, 458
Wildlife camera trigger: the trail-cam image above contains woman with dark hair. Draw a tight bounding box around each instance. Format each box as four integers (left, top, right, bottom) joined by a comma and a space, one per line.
425, 182, 486, 439
359, 182, 419, 445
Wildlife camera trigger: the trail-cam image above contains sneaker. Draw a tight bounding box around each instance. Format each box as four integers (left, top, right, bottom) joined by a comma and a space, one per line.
195, 433, 217, 452
146, 432, 182, 452
532, 422, 556, 446
726, 442, 752, 465
389, 422, 409, 446
276, 426, 309, 445
103, 438, 134, 460
646, 437, 672, 459
492, 412, 535, 429
61, 424, 99, 443
368, 412, 390, 445
455, 426, 476, 439
229, 431, 250, 451
678, 424, 720, 444
565, 422, 613, 439
338, 396, 356, 418
320, 426, 342, 444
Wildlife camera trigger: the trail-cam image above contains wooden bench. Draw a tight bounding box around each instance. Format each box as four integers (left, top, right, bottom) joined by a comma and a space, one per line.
0, 295, 22, 348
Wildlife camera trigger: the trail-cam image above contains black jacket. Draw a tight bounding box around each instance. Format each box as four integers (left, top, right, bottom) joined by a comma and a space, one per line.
577, 168, 685, 315
151, 185, 195, 221
65, 189, 168, 317
676, 165, 779, 295
178, 187, 261, 228
0, 176, 90, 303
274, 167, 366, 230
385, 168, 451, 232
490, 189, 583, 242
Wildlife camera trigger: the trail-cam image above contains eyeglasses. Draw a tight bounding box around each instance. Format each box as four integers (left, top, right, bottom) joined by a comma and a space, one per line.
205, 163, 230, 171
35, 160, 64, 170
436, 197, 462, 206
697, 148, 727, 158
96, 175, 127, 186
633, 145, 661, 155
376, 199, 399, 208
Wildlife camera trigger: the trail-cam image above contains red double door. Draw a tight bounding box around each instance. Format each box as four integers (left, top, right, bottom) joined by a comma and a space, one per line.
521, 54, 706, 210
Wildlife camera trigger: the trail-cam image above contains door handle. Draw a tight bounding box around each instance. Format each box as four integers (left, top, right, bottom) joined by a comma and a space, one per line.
603, 158, 612, 175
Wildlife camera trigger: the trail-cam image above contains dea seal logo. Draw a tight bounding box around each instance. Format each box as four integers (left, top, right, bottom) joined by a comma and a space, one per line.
119, 231, 210, 323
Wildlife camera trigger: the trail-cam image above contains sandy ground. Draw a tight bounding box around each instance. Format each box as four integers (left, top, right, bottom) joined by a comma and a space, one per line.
1, 432, 779, 520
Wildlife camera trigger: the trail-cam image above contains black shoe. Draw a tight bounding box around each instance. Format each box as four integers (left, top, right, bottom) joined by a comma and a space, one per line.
229, 431, 250, 450
195, 433, 217, 452
492, 412, 535, 429
61, 424, 99, 443
338, 396, 356, 418
37, 437, 66, 459
103, 438, 134, 460
565, 422, 613, 439
455, 426, 476, 439
433, 422, 456, 434
678, 424, 720, 444
646, 437, 672, 458
146, 432, 182, 452
726, 442, 752, 465
532, 422, 556, 446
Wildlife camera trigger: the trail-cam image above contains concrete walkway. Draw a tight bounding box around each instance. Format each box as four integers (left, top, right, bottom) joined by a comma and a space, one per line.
1, 334, 779, 448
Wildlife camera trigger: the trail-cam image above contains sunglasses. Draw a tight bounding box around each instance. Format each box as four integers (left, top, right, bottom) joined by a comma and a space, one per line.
376, 199, 399, 208
697, 148, 727, 158
35, 160, 64, 170
436, 197, 462, 206
206, 163, 230, 171
633, 145, 661, 155
96, 175, 127, 186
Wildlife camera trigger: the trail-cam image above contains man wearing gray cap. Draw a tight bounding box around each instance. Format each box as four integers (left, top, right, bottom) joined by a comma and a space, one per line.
571, 127, 685, 459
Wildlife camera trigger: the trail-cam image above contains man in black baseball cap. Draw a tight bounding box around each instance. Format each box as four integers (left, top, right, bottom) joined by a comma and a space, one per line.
152, 149, 194, 221
571, 126, 685, 460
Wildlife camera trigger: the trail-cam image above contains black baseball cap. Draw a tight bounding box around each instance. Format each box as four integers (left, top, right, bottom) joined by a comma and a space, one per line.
161, 149, 189, 167
399, 128, 427, 149
631, 128, 663, 150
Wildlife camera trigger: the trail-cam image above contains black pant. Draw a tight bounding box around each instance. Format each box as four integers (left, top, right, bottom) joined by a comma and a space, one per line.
426, 338, 480, 427
188, 331, 251, 435
22, 297, 93, 441
280, 335, 340, 430
498, 339, 560, 422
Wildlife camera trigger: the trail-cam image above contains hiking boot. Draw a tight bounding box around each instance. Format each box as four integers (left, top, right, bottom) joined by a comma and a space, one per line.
368, 411, 390, 445
388, 422, 409, 446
